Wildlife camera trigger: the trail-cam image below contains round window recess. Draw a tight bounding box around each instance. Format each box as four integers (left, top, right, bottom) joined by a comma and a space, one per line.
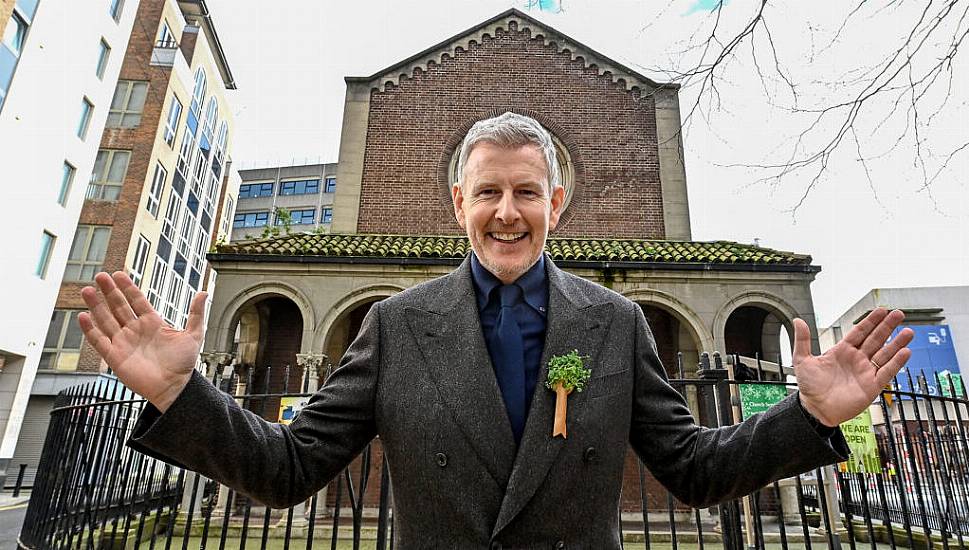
448, 135, 576, 214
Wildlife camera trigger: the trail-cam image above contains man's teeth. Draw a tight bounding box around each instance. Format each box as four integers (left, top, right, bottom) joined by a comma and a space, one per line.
492, 232, 526, 242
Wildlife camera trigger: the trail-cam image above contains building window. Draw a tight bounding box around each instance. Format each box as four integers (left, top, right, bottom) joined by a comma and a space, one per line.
2, 11, 27, 55
147, 162, 167, 218
58, 162, 75, 206
176, 128, 195, 178
233, 212, 269, 228
190, 68, 206, 118
107, 80, 148, 128
1, 0, 39, 110
95, 39, 110, 79
202, 96, 218, 143
321, 207, 333, 224
64, 225, 110, 281
163, 96, 182, 147
276, 208, 315, 225
36, 231, 55, 278
40, 310, 84, 371
220, 196, 234, 236
146, 256, 167, 310
162, 193, 180, 241
87, 149, 130, 201
280, 179, 320, 196
77, 98, 93, 139
157, 21, 175, 47
130, 235, 150, 287
324, 177, 336, 193
109, 0, 124, 21
238, 182, 273, 199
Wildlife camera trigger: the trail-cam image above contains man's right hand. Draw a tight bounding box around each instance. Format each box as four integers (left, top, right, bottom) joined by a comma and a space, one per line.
78, 271, 208, 413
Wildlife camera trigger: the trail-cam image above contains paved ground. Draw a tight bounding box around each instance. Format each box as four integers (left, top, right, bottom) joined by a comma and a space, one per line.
0, 497, 28, 550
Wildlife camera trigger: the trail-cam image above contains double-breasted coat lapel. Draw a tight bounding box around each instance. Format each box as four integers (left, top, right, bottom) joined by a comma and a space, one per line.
405, 255, 615, 532
403, 256, 517, 488
492, 257, 615, 534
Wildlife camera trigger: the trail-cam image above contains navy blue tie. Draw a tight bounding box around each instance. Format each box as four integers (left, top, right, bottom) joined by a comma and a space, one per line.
493, 284, 526, 444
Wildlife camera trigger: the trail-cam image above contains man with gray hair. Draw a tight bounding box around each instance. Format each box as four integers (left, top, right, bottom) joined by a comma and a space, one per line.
79, 111, 913, 548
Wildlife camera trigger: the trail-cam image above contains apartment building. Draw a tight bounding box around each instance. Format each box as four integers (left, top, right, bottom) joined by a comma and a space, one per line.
0, 0, 140, 486
6, 0, 239, 485
231, 163, 338, 242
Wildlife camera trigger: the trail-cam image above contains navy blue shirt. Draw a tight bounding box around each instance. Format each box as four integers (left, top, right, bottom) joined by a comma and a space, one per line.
471, 253, 548, 422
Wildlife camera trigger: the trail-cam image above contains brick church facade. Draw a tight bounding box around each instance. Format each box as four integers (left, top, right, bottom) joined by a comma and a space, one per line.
202, 9, 822, 515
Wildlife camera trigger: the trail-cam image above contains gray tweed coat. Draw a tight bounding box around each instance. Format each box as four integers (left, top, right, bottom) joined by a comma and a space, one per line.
130, 255, 848, 549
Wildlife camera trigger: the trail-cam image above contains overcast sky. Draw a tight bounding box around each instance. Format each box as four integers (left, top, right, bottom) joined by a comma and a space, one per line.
205, 0, 968, 328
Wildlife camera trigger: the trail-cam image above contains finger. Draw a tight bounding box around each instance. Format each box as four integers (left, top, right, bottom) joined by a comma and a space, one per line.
113, 271, 156, 318
875, 347, 912, 389
78, 311, 114, 360
792, 318, 813, 364
185, 291, 208, 340
81, 283, 121, 339
842, 307, 889, 348
860, 309, 906, 358
98, 271, 137, 326
872, 326, 914, 367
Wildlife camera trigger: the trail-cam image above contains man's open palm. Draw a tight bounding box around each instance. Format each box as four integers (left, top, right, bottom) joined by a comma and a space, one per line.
78, 271, 207, 412
793, 308, 914, 427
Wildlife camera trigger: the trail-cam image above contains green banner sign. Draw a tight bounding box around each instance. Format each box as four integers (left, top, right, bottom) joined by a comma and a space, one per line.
839, 409, 882, 474
739, 384, 788, 420
940, 371, 964, 398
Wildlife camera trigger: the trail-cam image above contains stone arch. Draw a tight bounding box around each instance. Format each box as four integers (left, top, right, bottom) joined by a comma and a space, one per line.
713, 291, 802, 370
314, 284, 405, 356
621, 289, 714, 353
216, 281, 316, 354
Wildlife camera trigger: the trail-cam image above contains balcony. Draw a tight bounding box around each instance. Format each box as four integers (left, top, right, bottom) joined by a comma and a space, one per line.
150, 39, 194, 86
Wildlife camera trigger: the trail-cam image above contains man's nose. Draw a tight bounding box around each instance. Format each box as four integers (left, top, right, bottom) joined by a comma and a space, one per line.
495, 191, 521, 224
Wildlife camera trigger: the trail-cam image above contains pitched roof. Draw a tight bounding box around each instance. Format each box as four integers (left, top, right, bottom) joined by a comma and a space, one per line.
210, 233, 815, 270
346, 8, 670, 94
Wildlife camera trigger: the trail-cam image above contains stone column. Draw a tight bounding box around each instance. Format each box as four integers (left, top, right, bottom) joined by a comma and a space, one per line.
193, 352, 236, 528
295, 352, 331, 522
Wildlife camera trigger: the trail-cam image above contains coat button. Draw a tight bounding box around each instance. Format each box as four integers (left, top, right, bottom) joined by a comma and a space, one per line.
583, 446, 597, 463
435, 452, 448, 467
555, 541, 566, 549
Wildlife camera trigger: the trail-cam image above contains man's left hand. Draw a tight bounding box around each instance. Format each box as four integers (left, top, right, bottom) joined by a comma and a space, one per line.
794, 308, 914, 428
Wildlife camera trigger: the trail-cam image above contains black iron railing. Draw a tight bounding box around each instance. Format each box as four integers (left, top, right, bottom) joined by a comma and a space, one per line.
18, 353, 969, 550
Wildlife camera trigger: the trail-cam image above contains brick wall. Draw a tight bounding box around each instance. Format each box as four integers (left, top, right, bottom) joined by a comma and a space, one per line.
356, 22, 665, 239
57, 0, 170, 372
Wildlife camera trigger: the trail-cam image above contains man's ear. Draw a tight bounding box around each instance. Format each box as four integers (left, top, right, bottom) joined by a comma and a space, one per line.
547, 184, 566, 232
452, 182, 467, 229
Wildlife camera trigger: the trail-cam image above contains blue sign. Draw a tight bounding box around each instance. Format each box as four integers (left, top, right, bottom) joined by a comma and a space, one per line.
890, 324, 960, 396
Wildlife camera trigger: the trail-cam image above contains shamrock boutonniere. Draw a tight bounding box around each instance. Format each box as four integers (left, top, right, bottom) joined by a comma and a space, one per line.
546, 350, 592, 438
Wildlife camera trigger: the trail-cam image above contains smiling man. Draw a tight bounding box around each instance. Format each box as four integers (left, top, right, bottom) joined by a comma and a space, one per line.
79, 112, 913, 549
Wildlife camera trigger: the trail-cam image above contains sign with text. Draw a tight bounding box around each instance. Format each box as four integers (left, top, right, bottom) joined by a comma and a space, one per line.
739, 384, 788, 420
839, 409, 882, 474
890, 324, 960, 397
278, 396, 309, 425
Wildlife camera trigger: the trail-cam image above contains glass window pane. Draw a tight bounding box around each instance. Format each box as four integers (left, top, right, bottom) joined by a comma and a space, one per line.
104, 185, 121, 200
62, 264, 81, 281
87, 227, 110, 261
110, 83, 128, 109
38, 352, 55, 370
68, 227, 89, 260
107, 151, 129, 182
2, 14, 26, 54
62, 312, 83, 349
55, 351, 79, 371
16, 0, 40, 20
80, 265, 97, 281
122, 113, 141, 127
128, 82, 148, 111
43, 311, 65, 348
93, 151, 109, 181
